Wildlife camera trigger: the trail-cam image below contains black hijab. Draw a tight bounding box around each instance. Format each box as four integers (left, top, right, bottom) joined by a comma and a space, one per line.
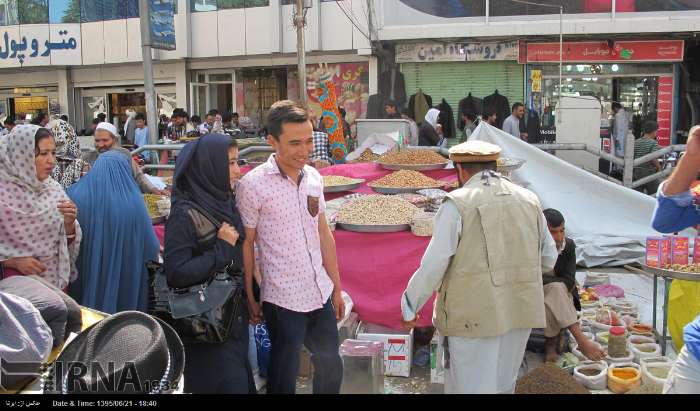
172, 133, 244, 238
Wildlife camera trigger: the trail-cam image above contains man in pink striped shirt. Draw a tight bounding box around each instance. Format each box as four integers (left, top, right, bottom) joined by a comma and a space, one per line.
237, 100, 345, 394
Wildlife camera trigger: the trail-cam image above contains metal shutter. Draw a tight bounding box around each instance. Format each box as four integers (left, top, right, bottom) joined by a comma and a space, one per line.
401, 61, 525, 124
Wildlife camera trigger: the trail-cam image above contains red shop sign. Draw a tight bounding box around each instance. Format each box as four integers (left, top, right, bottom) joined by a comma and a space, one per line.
527, 40, 684, 63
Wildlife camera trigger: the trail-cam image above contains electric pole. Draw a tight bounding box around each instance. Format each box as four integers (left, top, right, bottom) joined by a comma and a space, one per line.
139, 0, 160, 147
295, 0, 307, 106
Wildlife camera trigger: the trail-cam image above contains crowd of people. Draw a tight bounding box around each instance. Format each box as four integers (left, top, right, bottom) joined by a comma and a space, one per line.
1, 97, 698, 395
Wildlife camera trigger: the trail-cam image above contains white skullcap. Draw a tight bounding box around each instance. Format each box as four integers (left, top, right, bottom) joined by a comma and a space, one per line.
95, 122, 118, 138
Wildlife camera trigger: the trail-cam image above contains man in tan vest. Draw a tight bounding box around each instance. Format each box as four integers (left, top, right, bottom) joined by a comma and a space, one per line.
400, 140, 558, 394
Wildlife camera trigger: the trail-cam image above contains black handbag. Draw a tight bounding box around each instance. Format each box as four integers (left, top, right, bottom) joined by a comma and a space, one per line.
148, 203, 244, 344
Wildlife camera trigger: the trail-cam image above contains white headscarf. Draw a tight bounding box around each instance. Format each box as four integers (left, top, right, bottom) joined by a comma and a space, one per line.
0, 125, 81, 289
424, 108, 441, 129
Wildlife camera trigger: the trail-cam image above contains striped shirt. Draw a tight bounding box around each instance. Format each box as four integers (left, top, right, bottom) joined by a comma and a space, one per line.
634, 137, 659, 171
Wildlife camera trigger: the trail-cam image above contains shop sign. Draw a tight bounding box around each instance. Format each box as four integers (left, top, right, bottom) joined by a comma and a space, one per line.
0, 27, 80, 67
396, 41, 519, 63
526, 40, 684, 63
657, 76, 674, 147
531, 70, 542, 93
149, 0, 176, 51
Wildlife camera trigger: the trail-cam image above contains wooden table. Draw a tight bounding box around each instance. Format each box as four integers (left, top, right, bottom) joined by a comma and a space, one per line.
624, 264, 700, 355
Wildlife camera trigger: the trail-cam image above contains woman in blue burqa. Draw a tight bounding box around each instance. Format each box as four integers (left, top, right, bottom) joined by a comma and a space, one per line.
67, 151, 159, 313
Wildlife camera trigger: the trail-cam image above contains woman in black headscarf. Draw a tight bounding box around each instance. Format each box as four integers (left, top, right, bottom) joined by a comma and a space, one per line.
164, 133, 254, 394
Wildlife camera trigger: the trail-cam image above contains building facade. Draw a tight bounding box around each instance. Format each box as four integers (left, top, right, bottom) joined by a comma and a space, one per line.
2, 0, 700, 145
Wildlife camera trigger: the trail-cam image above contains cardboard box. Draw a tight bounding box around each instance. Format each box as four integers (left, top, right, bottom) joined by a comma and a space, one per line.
356, 322, 413, 378
430, 332, 445, 384
669, 236, 689, 266
647, 237, 672, 268
694, 237, 700, 264
646, 237, 661, 268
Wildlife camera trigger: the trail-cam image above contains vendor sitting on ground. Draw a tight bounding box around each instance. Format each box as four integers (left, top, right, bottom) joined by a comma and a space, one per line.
542, 208, 606, 363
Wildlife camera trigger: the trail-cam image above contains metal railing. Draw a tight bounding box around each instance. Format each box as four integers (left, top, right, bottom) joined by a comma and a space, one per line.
131, 144, 273, 171
533, 140, 686, 189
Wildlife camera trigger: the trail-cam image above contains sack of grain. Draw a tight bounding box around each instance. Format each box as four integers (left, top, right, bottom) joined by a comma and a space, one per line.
607, 362, 641, 394
573, 361, 608, 391
630, 343, 662, 364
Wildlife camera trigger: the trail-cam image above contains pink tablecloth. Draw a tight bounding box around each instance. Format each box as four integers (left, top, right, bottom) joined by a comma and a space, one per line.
333, 230, 435, 330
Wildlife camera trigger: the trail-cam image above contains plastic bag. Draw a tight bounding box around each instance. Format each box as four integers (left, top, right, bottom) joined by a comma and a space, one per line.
254, 323, 272, 378
607, 362, 641, 394
630, 343, 661, 364
573, 361, 608, 390
641, 357, 673, 388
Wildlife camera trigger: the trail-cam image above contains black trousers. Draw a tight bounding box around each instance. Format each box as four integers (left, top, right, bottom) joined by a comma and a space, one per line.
183, 307, 255, 394
263, 299, 343, 394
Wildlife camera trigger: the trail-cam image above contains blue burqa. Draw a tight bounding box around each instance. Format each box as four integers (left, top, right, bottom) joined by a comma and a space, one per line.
67, 151, 160, 313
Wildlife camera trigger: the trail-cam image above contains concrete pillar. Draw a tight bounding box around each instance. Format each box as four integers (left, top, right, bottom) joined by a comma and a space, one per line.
175, 60, 188, 111
56, 68, 75, 122
368, 55, 378, 95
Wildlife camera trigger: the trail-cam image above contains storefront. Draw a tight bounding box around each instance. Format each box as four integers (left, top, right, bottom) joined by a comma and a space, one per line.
190, 60, 371, 132
76, 85, 177, 134
0, 85, 60, 122
396, 41, 524, 137
524, 40, 684, 146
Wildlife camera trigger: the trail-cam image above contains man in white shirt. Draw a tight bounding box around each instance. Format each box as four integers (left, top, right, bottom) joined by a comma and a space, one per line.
502, 103, 527, 141
612, 102, 630, 158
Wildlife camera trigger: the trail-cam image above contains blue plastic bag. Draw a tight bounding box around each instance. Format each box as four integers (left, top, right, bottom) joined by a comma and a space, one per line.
254, 323, 272, 378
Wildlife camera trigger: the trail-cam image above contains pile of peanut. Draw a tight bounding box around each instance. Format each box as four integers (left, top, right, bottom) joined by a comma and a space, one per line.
379, 149, 448, 165
369, 170, 443, 189
323, 176, 358, 187
337, 195, 419, 226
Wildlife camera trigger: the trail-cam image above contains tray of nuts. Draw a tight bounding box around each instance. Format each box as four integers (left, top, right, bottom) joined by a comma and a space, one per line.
323, 176, 366, 193
336, 195, 419, 233
368, 170, 445, 194
377, 149, 449, 171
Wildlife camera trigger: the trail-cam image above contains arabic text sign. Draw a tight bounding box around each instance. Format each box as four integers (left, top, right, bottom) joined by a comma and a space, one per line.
0, 25, 80, 68
527, 40, 684, 63
149, 0, 176, 51
396, 41, 519, 63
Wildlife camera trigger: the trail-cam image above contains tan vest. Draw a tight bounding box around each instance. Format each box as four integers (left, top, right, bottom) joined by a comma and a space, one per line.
433, 172, 546, 339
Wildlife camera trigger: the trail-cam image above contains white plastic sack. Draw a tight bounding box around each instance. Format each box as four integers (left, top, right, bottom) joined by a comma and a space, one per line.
630, 343, 662, 364
470, 123, 695, 267
345, 133, 399, 161
573, 361, 609, 391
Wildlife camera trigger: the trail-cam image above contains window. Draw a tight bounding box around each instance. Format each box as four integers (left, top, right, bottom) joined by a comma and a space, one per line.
18, 0, 48, 24
102, 0, 138, 20
80, 1, 103, 22
244, 0, 269, 7
49, 0, 79, 23
0, 0, 19, 26
619, 0, 700, 12
191, 0, 217, 12
489, 0, 609, 16
218, 0, 244, 8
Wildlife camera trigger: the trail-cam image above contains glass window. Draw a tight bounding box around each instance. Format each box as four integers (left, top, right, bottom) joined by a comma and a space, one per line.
80, 1, 103, 22
192, 0, 217, 12
209, 73, 232, 82
0, 0, 19, 26
18, 0, 48, 24
101, 0, 137, 20
218, 0, 245, 8
244, 0, 269, 7
489, 0, 609, 16
49, 0, 79, 23
620, 0, 700, 12
397, 0, 486, 17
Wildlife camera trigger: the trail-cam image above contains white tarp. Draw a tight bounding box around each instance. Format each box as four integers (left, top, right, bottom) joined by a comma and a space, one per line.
470, 123, 693, 267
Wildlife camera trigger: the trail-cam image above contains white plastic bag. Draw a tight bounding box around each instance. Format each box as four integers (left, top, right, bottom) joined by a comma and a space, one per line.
642, 356, 674, 389
630, 343, 661, 364
573, 361, 608, 390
